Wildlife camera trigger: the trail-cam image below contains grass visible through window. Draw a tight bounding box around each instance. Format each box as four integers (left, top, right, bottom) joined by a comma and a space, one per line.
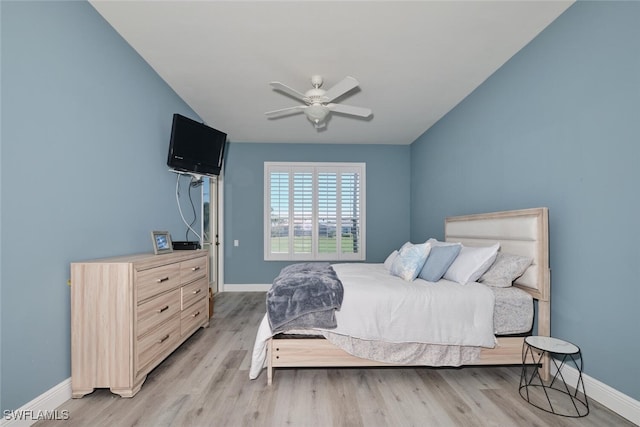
271, 236, 357, 254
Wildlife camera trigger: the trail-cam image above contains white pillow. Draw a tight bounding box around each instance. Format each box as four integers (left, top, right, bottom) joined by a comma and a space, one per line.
443, 243, 500, 284
390, 242, 432, 281
383, 250, 399, 270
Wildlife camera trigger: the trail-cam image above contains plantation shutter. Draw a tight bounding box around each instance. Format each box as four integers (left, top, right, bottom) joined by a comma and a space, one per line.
265, 162, 365, 261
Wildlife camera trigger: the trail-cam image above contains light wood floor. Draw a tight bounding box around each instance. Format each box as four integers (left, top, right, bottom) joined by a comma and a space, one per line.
38, 292, 634, 427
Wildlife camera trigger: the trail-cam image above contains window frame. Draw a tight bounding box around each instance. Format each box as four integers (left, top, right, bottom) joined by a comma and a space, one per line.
264, 162, 366, 261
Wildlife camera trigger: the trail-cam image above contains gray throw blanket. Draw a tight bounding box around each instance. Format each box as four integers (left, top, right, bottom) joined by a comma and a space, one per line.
267, 263, 344, 333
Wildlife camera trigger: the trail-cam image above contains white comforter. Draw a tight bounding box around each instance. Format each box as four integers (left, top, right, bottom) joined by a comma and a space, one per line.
250, 263, 495, 379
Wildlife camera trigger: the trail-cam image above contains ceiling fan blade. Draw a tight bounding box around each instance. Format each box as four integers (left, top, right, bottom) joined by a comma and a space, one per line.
265, 105, 307, 117
323, 76, 360, 102
327, 103, 372, 118
269, 82, 309, 103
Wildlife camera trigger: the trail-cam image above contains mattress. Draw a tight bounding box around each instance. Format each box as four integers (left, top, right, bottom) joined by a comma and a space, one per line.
276, 283, 533, 337
490, 285, 533, 335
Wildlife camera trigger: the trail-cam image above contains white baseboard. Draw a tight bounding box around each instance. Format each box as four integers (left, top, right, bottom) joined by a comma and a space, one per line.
221, 283, 270, 292
553, 363, 640, 425
1, 378, 71, 427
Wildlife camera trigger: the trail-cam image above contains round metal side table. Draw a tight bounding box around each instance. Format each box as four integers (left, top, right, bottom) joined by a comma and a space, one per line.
519, 336, 589, 417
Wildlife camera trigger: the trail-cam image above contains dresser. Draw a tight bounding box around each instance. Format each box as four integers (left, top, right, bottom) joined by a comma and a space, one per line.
70, 250, 209, 398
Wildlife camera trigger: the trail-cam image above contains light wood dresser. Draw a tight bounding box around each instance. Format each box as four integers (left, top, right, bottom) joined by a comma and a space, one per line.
70, 250, 209, 398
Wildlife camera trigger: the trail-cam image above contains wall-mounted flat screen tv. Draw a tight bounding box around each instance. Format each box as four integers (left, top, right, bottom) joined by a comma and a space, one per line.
167, 113, 227, 177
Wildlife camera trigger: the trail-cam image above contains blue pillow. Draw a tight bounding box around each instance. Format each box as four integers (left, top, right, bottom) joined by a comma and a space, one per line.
418, 243, 462, 282
390, 243, 431, 281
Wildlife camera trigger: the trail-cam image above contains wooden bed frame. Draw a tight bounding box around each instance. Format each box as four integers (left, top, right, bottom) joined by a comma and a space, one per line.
266, 207, 550, 385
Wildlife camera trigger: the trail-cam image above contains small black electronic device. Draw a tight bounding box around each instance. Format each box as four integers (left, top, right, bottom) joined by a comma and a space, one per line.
172, 241, 201, 250
167, 113, 227, 177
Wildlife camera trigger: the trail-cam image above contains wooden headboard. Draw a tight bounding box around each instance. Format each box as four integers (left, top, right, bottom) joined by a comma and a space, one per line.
444, 207, 550, 302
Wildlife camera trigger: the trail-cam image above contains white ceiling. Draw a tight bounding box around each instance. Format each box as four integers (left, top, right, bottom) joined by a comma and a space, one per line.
89, 1, 573, 145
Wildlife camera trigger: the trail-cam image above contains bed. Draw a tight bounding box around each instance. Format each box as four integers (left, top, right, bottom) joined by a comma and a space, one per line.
250, 207, 550, 385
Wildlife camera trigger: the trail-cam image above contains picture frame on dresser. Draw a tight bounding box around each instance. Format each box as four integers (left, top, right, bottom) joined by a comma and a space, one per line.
151, 230, 173, 255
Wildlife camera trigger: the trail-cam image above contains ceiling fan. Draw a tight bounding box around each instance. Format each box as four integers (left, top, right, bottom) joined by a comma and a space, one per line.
265, 75, 372, 128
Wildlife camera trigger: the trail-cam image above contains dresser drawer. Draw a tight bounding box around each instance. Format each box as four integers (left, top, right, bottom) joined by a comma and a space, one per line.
181, 298, 207, 336
136, 314, 180, 373
181, 277, 208, 310
180, 256, 207, 285
137, 289, 180, 338
136, 263, 180, 303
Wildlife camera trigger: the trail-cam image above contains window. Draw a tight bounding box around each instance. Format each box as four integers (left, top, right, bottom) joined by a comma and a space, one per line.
264, 162, 366, 261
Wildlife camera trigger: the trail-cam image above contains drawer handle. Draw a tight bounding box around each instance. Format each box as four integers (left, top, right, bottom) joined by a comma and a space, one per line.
158, 305, 169, 313
191, 266, 201, 272
192, 311, 201, 318
156, 276, 170, 283
158, 334, 170, 344
192, 289, 202, 295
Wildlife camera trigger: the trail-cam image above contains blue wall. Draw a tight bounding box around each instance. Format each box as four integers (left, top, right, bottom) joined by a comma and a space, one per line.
223, 142, 411, 284
1, 2, 201, 411
410, 1, 639, 399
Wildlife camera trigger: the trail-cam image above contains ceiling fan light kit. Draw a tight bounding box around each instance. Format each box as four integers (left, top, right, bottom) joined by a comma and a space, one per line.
305, 104, 329, 126
265, 75, 372, 129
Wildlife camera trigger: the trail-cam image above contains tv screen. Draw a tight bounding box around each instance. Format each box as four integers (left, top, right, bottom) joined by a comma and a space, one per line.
167, 113, 227, 176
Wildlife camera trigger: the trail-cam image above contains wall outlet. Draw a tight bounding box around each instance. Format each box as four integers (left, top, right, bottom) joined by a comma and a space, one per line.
234, 240, 239, 247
